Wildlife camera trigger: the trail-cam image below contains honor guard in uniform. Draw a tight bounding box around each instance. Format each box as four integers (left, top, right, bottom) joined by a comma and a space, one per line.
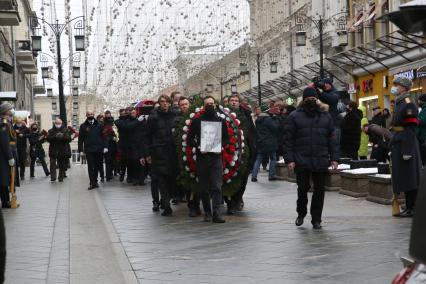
0, 103, 16, 208
390, 77, 422, 218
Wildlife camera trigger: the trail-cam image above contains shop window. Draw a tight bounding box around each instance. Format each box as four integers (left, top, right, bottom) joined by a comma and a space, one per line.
359, 95, 379, 120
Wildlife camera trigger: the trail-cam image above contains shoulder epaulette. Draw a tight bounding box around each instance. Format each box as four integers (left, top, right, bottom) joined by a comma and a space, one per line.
404, 97, 412, 104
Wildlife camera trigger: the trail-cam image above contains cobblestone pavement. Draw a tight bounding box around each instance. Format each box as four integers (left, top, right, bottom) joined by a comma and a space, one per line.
97, 169, 412, 284
3, 166, 412, 284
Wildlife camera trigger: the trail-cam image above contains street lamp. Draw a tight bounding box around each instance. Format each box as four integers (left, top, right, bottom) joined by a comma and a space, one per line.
41, 67, 49, 79
47, 88, 53, 97
72, 66, 80, 78
295, 12, 348, 79
72, 87, 79, 96
31, 16, 85, 126
231, 84, 237, 93
206, 84, 214, 93
31, 35, 42, 52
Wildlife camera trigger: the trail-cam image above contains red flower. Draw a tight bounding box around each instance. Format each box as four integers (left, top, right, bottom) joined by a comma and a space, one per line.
230, 137, 237, 144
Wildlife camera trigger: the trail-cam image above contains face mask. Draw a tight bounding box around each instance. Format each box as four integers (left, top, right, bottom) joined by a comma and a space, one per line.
390, 86, 399, 95
16, 123, 22, 127
55, 124, 62, 129
205, 105, 215, 114
305, 99, 318, 113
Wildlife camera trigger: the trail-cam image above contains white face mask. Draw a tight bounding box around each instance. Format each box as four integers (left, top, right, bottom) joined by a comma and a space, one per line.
55, 124, 62, 129
390, 86, 399, 95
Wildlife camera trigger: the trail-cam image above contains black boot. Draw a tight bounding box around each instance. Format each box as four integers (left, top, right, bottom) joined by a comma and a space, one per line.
161, 207, 173, 216
212, 212, 225, 223
152, 201, 160, 212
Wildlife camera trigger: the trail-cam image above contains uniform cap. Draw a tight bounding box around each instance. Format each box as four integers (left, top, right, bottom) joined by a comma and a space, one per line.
393, 76, 413, 90
0, 103, 13, 116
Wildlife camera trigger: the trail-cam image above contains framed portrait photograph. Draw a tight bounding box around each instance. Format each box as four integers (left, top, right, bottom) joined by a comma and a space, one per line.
200, 121, 222, 153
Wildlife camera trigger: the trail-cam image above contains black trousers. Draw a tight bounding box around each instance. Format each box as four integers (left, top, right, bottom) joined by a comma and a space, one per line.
17, 147, 26, 178
0, 187, 9, 208
371, 146, 388, 163
405, 190, 418, 210
30, 156, 49, 176
86, 152, 103, 186
104, 151, 114, 179
296, 171, 326, 224
153, 174, 174, 209
151, 175, 159, 203
196, 154, 223, 214
50, 157, 68, 181
119, 147, 130, 178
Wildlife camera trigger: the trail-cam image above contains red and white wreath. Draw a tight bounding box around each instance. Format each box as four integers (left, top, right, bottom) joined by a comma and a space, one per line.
181, 106, 245, 184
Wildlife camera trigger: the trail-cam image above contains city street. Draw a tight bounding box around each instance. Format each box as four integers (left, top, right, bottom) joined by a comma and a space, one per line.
3, 165, 411, 284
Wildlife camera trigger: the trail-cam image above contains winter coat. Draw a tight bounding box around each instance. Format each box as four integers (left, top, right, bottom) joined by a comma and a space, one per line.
358, 106, 369, 157
146, 108, 177, 176
47, 126, 72, 159
284, 106, 339, 172
0, 121, 13, 187
78, 119, 105, 153
410, 167, 426, 263
255, 113, 281, 154
340, 109, 362, 154
131, 117, 148, 160
371, 113, 386, 128
115, 116, 139, 150
232, 106, 256, 166
318, 87, 341, 127
102, 118, 117, 153
390, 93, 421, 193
28, 131, 47, 159
13, 124, 28, 149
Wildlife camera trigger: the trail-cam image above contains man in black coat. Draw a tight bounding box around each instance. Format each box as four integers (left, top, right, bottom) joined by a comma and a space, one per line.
102, 111, 117, 181
371, 106, 386, 128
340, 101, 362, 160
390, 77, 421, 218
47, 118, 71, 182
227, 94, 256, 213
187, 96, 229, 223
143, 95, 177, 216
284, 87, 339, 229
78, 111, 106, 190
0, 103, 15, 208
13, 119, 28, 180
28, 123, 50, 177
251, 107, 281, 182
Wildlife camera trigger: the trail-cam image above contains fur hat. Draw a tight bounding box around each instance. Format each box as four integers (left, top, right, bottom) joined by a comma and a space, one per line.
393, 76, 413, 90
0, 103, 13, 116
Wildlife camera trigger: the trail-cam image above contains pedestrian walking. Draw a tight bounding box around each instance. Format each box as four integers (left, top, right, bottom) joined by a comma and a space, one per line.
187, 96, 229, 223
96, 114, 105, 182
0, 103, 15, 208
251, 105, 281, 182
103, 110, 117, 181
28, 123, 50, 177
390, 77, 421, 218
284, 87, 339, 229
47, 118, 71, 182
340, 101, 362, 160
78, 111, 106, 190
144, 95, 177, 216
13, 119, 28, 180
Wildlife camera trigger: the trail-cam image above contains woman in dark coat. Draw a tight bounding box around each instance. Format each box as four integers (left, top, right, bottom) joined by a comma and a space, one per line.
340, 101, 361, 160
27, 123, 50, 177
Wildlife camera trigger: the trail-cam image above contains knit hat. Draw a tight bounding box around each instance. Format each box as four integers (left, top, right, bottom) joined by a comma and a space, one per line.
0, 103, 13, 116
303, 87, 318, 100
393, 76, 413, 90
323, 78, 333, 85
418, 94, 426, 102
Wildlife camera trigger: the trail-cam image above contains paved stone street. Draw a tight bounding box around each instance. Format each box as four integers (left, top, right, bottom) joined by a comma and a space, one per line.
3, 165, 412, 283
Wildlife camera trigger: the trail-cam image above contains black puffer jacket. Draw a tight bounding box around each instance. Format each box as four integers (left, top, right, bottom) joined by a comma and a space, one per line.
340, 109, 362, 152
255, 113, 281, 154
284, 106, 339, 172
146, 108, 177, 176
47, 126, 72, 159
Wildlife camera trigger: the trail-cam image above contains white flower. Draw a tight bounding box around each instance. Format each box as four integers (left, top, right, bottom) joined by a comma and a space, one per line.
241, 142, 245, 148
182, 134, 187, 140
230, 112, 236, 118
183, 156, 187, 161
220, 114, 226, 119
233, 172, 238, 177
195, 177, 199, 182
224, 107, 230, 113
190, 113, 195, 118
193, 155, 197, 161
241, 135, 245, 141
233, 156, 238, 161
185, 166, 190, 172
226, 117, 230, 121
230, 161, 235, 167
192, 147, 196, 153
182, 142, 187, 147
224, 168, 229, 174
182, 147, 186, 152
226, 179, 231, 184
240, 130, 244, 136
190, 173, 195, 178
195, 107, 200, 112
185, 119, 191, 126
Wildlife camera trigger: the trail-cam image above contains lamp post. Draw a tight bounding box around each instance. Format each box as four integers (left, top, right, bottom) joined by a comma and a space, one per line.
295, 12, 348, 80
31, 16, 85, 126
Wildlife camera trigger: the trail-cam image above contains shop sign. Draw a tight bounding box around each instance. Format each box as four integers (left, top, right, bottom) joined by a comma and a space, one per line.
348, 83, 357, 94
417, 71, 426, 78
394, 69, 416, 80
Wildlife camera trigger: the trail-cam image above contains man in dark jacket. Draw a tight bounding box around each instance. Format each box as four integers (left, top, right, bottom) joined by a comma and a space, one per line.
284, 87, 339, 230
371, 106, 386, 128
340, 101, 362, 160
251, 107, 281, 182
28, 123, 50, 177
143, 95, 177, 216
187, 96, 229, 223
0, 103, 15, 208
79, 111, 106, 190
390, 77, 421, 218
13, 119, 28, 180
47, 118, 71, 182
227, 94, 256, 213
103, 111, 117, 180
115, 109, 130, 182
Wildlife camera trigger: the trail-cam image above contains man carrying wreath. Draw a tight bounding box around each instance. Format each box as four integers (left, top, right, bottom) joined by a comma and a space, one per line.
187, 96, 229, 223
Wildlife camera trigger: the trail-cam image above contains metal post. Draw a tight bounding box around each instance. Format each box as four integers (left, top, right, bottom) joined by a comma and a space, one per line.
56, 31, 67, 125
220, 77, 223, 102
257, 52, 261, 106
319, 17, 325, 79
11, 26, 17, 92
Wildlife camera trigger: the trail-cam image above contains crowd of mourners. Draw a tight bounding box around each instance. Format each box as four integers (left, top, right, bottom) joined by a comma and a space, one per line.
0, 76, 424, 226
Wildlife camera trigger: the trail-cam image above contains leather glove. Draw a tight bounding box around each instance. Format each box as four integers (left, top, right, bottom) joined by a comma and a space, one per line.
8, 159, 15, 167
103, 148, 108, 154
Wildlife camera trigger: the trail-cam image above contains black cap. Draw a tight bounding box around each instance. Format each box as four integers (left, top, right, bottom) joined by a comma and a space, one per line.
303, 87, 318, 100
